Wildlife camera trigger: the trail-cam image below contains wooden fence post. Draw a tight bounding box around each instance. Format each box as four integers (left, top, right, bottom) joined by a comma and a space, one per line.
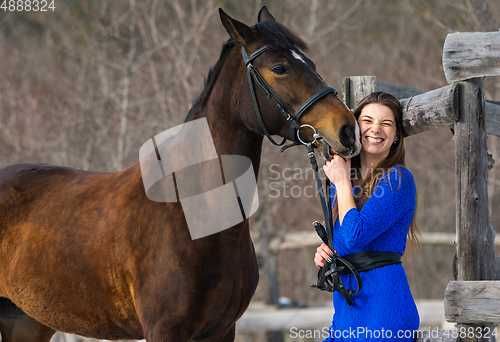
454, 77, 497, 341
342, 76, 376, 109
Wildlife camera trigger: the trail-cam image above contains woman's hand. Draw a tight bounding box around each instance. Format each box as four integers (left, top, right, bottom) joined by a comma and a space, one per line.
323, 155, 351, 187
314, 243, 338, 268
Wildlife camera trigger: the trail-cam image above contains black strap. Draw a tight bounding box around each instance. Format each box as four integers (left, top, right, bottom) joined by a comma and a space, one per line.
241, 45, 338, 146
244, 65, 287, 146
307, 142, 362, 305
311, 222, 362, 306
339, 251, 402, 274
294, 87, 338, 121
306, 143, 333, 250
242, 44, 273, 66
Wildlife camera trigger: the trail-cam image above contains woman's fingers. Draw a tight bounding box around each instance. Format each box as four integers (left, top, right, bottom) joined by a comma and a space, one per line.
314, 253, 325, 268
314, 243, 338, 267
322, 155, 351, 185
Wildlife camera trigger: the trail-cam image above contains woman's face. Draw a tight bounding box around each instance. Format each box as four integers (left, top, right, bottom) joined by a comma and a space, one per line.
358, 103, 397, 161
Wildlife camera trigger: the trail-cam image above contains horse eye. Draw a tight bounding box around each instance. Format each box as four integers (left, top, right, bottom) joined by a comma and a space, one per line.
271, 66, 288, 76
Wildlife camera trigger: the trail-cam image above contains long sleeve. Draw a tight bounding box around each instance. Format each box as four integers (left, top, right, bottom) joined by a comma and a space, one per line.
326, 166, 420, 341
336, 166, 416, 250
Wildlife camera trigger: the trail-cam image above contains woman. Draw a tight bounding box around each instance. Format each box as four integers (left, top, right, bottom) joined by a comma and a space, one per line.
315, 91, 420, 341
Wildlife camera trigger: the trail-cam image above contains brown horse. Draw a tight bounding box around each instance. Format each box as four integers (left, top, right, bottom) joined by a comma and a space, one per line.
0, 7, 360, 342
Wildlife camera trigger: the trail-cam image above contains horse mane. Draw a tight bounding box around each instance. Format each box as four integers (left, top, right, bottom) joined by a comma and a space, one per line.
185, 40, 236, 122
185, 21, 308, 122
254, 21, 308, 53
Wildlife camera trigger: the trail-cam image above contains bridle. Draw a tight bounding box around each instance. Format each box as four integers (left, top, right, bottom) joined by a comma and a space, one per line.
241, 44, 337, 147
242, 44, 362, 305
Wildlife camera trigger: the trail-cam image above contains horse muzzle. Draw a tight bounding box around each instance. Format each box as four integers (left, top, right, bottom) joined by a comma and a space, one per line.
316, 122, 362, 161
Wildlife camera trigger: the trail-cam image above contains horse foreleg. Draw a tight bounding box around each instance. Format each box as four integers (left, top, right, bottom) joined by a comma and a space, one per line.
0, 298, 56, 342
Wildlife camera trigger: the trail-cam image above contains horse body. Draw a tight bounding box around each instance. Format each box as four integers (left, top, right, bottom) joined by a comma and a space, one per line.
0, 7, 359, 342
0, 165, 257, 341
0, 164, 145, 339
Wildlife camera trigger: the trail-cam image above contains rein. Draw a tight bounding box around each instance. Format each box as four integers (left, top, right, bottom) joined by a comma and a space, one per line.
305, 142, 362, 306
241, 43, 362, 305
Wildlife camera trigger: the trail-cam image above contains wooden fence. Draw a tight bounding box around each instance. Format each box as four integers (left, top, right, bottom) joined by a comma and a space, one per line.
341, 31, 500, 342
255, 30, 500, 342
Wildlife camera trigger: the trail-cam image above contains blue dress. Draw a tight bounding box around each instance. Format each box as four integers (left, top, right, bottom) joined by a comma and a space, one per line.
324, 166, 419, 342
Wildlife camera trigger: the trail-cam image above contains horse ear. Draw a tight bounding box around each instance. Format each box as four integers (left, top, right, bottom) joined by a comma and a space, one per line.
219, 8, 254, 46
258, 6, 276, 23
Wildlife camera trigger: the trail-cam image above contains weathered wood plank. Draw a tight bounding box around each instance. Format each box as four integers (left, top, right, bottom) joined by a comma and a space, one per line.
342, 75, 376, 109
400, 83, 459, 137
444, 281, 500, 323
344, 76, 422, 108
486, 100, 500, 137
269, 231, 498, 250
344, 77, 500, 137
454, 78, 497, 341
455, 78, 496, 282
342, 76, 427, 108
342, 77, 459, 137
375, 80, 426, 99
443, 31, 500, 83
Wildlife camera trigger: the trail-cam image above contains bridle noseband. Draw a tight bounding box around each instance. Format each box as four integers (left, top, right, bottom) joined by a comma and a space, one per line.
241, 44, 338, 147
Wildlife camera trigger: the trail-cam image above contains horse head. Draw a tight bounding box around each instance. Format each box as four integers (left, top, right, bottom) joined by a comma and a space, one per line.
220, 6, 361, 160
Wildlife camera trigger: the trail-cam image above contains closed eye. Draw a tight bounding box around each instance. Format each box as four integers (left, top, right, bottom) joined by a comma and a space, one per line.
271, 66, 288, 76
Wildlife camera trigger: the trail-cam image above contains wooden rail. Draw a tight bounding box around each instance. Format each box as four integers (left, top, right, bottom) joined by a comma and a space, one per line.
445, 281, 500, 323
269, 231, 500, 250
343, 76, 500, 138
443, 31, 500, 83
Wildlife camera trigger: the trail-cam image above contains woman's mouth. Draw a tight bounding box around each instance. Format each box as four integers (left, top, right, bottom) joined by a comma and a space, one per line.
365, 136, 384, 144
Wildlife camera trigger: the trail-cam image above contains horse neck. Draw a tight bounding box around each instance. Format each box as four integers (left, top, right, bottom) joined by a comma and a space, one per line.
123, 49, 265, 245
186, 55, 264, 178
173, 72, 263, 243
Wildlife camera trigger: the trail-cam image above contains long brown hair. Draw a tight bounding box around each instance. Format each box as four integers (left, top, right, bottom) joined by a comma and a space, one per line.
332, 91, 420, 253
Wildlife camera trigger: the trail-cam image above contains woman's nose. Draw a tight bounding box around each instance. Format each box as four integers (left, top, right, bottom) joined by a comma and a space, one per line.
369, 123, 380, 134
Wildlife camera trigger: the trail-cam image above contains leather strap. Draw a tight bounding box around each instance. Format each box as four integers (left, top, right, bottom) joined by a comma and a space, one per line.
294, 87, 338, 121
307, 142, 361, 305
339, 251, 402, 275
241, 45, 338, 146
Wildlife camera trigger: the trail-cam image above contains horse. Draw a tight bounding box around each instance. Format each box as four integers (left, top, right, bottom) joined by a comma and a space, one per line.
0, 6, 360, 342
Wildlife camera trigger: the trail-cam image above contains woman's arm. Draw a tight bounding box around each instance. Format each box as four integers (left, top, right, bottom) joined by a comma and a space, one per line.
323, 155, 356, 224
338, 167, 416, 250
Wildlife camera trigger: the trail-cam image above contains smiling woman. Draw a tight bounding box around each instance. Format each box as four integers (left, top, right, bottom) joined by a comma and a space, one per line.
315, 91, 421, 341
357, 103, 398, 165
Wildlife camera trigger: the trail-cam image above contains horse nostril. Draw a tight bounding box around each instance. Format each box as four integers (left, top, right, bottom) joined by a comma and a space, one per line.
339, 124, 356, 148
